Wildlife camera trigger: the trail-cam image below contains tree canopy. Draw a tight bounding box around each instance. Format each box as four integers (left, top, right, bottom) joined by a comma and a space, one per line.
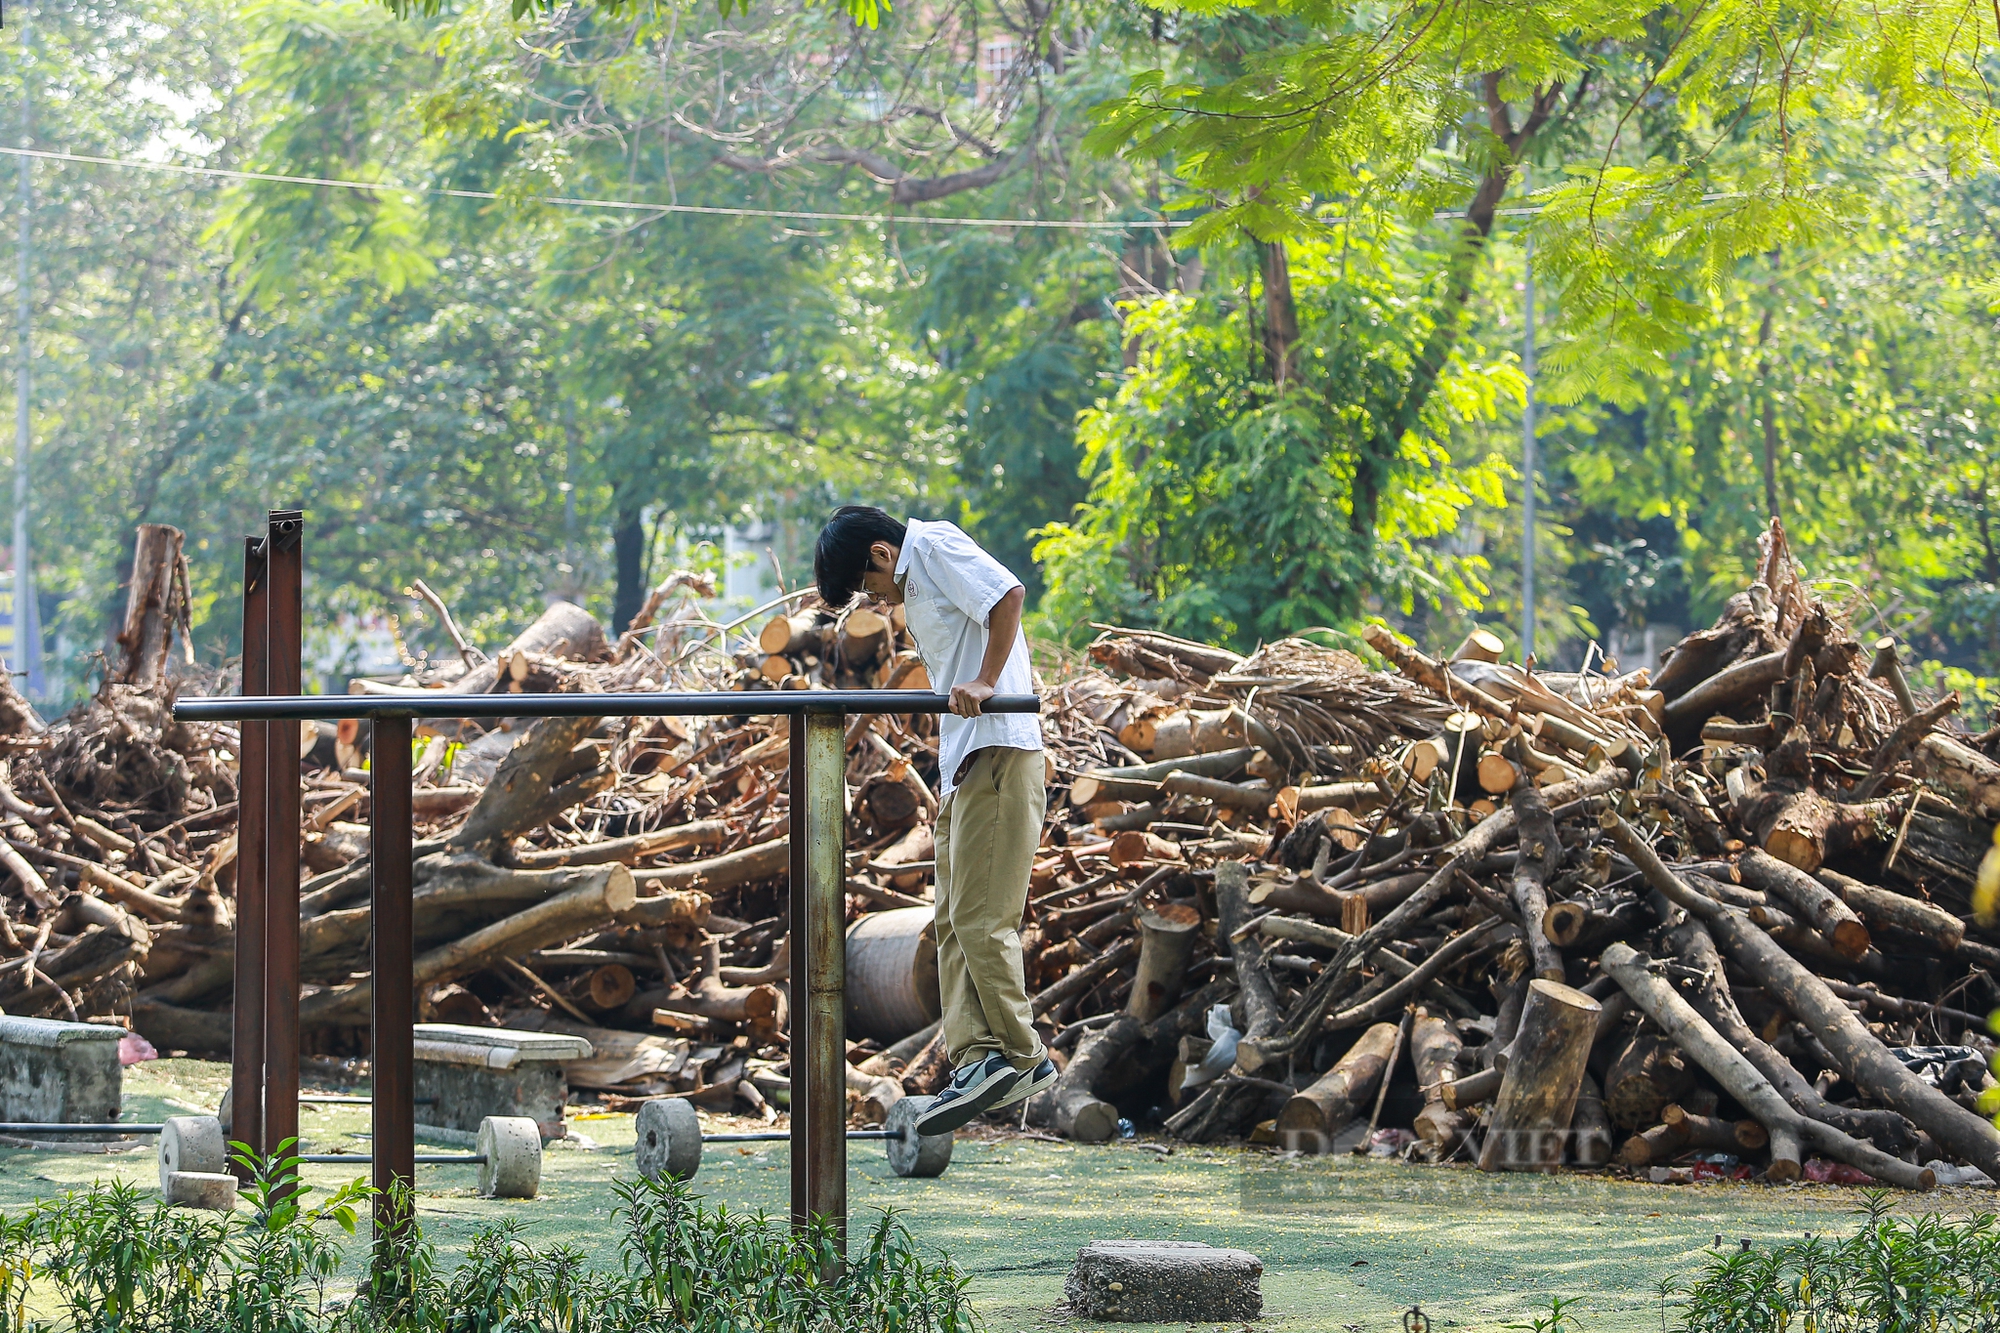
7, 0, 2000, 700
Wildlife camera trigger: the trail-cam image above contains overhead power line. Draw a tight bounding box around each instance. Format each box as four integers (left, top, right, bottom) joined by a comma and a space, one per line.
0, 143, 1178, 231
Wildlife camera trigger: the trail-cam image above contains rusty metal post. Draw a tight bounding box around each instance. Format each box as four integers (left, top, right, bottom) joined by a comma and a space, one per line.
800, 708, 847, 1250
370, 716, 415, 1250
262, 511, 304, 1168
230, 535, 269, 1171
787, 716, 809, 1231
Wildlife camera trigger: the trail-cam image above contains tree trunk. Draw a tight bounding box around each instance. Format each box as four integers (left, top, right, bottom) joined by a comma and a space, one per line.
613, 506, 646, 639
1913, 733, 2000, 822
1276, 1021, 1399, 1153
1126, 904, 1200, 1022
1818, 869, 1963, 950
1662, 917, 1917, 1156
113, 524, 185, 688
1260, 240, 1297, 387
1477, 979, 1599, 1173
1410, 1010, 1471, 1158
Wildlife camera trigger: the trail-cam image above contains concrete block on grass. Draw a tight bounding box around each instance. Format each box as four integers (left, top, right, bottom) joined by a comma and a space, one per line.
412, 1024, 592, 1141
1064, 1239, 1263, 1322
163, 1171, 238, 1211
0, 1016, 127, 1127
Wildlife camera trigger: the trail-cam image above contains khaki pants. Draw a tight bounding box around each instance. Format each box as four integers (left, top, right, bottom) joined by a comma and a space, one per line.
933, 747, 1047, 1071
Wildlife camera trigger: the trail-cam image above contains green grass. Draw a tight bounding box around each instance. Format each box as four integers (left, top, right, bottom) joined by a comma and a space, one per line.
4, 1059, 1994, 1332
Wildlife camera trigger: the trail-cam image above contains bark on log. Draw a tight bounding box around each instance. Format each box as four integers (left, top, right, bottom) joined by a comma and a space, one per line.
1276, 1021, 1400, 1153
632, 836, 790, 894
1152, 708, 1248, 761
1542, 893, 1649, 952
1292, 780, 1384, 813
113, 524, 186, 689
1410, 1010, 1471, 1157
657, 976, 787, 1038
1477, 980, 1599, 1173
1069, 748, 1256, 807
451, 716, 610, 852
1510, 785, 1564, 981
1045, 1013, 1145, 1141
1570, 1073, 1614, 1167
1160, 771, 1271, 811
1600, 941, 1933, 1189
1750, 789, 1840, 876
1662, 917, 1918, 1156
1817, 869, 1963, 951
1740, 848, 1871, 960
1913, 733, 2000, 822
1660, 650, 1786, 731
1441, 1066, 1501, 1111
1126, 903, 1200, 1022
1604, 812, 1994, 1178
513, 820, 732, 869
300, 865, 637, 1026
1604, 1025, 1697, 1130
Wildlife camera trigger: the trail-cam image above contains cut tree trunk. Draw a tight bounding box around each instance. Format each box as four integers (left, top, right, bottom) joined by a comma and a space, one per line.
759, 612, 821, 657
1126, 904, 1200, 1022
1739, 848, 1870, 960
1069, 748, 1256, 807
1410, 1009, 1471, 1158
1661, 917, 1918, 1156
450, 715, 609, 852
1276, 1021, 1399, 1153
1818, 869, 1963, 951
300, 864, 637, 1027
1047, 1014, 1146, 1142
1913, 733, 2000, 822
1477, 979, 1599, 1173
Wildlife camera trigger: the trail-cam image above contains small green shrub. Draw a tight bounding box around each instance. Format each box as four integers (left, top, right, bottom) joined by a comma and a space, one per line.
1672, 1195, 2000, 1333
0, 1150, 975, 1333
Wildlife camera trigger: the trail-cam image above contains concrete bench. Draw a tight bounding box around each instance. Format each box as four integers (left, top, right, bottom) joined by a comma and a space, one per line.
0, 1016, 127, 1128
414, 1023, 592, 1142
1064, 1239, 1264, 1322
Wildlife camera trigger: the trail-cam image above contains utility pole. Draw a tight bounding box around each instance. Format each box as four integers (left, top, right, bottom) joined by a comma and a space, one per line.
11, 3, 36, 699
1520, 224, 1537, 664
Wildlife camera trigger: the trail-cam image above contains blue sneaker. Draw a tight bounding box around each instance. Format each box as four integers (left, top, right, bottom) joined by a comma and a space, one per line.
913, 1054, 1023, 1135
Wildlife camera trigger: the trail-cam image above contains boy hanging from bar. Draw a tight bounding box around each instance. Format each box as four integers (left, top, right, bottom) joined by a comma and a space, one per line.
814, 506, 1058, 1133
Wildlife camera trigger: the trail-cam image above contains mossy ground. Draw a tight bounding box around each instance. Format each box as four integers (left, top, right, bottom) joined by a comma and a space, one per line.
0, 1058, 1988, 1332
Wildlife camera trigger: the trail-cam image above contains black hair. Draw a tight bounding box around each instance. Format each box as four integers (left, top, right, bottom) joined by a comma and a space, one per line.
814, 505, 907, 607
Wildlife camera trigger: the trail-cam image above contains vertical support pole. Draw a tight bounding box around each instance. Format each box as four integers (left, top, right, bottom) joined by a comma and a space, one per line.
1520, 226, 1538, 664
787, 715, 809, 1232
801, 708, 847, 1253
230, 536, 269, 1171
370, 715, 416, 1250
262, 511, 304, 1167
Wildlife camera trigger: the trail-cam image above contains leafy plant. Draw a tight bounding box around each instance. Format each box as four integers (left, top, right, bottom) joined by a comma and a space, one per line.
1670, 1196, 2000, 1333
0, 1158, 974, 1333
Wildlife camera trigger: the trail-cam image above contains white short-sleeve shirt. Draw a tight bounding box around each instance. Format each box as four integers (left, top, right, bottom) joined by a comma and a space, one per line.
893, 518, 1044, 799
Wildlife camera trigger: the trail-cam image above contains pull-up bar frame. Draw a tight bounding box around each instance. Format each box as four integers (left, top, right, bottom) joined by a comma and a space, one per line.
174, 511, 1039, 1262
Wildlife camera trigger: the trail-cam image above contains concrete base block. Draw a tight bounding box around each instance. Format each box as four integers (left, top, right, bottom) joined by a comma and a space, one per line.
0, 1016, 127, 1127
1064, 1240, 1263, 1322
412, 1024, 591, 1141
164, 1170, 239, 1211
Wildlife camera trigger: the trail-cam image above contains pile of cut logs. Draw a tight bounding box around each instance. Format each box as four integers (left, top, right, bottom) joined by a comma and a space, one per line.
5, 520, 1998, 1186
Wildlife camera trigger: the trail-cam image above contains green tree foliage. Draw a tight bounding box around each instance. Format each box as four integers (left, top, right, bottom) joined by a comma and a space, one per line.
1034, 222, 1514, 648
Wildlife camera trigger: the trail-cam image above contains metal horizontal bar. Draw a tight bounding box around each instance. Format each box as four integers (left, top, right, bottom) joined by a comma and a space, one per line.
0, 1123, 164, 1134
173, 689, 1041, 723
296, 1153, 485, 1165
706, 1129, 894, 1143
